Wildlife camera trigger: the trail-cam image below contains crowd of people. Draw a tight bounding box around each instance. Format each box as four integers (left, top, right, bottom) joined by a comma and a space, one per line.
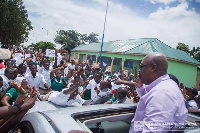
0, 47, 200, 132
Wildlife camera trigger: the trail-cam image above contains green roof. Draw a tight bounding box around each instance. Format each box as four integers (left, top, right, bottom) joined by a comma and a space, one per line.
72, 38, 200, 65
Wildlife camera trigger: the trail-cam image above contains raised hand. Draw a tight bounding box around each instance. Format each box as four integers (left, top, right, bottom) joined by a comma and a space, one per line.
135, 72, 142, 88
10, 81, 20, 89
21, 91, 38, 111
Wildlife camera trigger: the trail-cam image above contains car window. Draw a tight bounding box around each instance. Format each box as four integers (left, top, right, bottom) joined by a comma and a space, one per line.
87, 120, 131, 133
73, 107, 135, 133
13, 121, 35, 133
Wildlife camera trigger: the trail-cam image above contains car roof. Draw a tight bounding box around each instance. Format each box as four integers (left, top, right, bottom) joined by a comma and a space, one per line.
22, 101, 137, 133
23, 101, 200, 133
28, 101, 137, 114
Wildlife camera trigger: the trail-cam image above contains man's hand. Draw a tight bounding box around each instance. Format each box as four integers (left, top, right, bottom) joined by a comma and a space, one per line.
135, 73, 142, 88
10, 81, 20, 89
21, 87, 38, 111
17, 86, 26, 95
60, 66, 64, 70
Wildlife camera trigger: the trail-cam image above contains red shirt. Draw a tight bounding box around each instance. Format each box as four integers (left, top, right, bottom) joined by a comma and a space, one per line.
0, 63, 5, 69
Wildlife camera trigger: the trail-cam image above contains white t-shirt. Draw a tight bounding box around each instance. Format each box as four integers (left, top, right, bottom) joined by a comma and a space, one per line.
0, 68, 5, 76
86, 79, 100, 100
48, 90, 85, 106
14, 53, 24, 66
64, 67, 69, 77
188, 100, 198, 110
1, 75, 11, 93
57, 53, 62, 66
25, 72, 46, 89
68, 63, 75, 70
67, 76, 74, 84
111, 82, 125, 90
39, 66, 53, 88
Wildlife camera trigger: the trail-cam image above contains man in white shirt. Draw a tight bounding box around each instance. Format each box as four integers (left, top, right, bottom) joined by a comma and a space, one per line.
80, 73, 101, 100
129, 53, 187, 132
25, 65, 49, 91
56, 53, 62, 66
68, 60, 75, 70
0, 68, 14, 93
67, 76, 84, 94
39, 83, 87, 106
39, 60, 53, 88
25, 60, 34, 75
90, 80, 112, 105
14, 52, 24, 67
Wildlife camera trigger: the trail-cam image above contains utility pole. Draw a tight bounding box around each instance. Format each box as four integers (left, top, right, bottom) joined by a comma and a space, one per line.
42, 28, 48, 50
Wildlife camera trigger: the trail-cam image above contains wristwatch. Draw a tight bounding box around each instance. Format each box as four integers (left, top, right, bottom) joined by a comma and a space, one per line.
13, 103, 22, 113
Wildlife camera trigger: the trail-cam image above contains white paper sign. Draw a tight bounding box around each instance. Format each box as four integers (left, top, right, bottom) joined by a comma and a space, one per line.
46, 49, 55, 57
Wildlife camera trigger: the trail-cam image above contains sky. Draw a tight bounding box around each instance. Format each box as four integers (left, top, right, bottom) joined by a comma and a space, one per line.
22, 0, 200, 49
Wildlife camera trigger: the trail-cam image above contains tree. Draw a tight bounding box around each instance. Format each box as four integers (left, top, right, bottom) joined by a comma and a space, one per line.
176, 43, 189, 53
54, 30, 81, 53
176, 43, 200, 62
80, 34, 88, 44
87, 32, 99, 44
27, 41, 56, 52
54, 30, 99, 53
0, 0, 33, 48
190, 47, 200, 62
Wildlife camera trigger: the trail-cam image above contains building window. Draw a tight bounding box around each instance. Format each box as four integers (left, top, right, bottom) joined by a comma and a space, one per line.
98, 56, 111, 66
113, 58, 120, 65
87, 55, 96, 65
74, 53, 79, 59
124, 60, 133, 68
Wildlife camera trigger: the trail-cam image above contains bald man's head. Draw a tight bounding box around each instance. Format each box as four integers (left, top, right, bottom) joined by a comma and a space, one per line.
139, 53, 168, 85
144, 52, 168, 72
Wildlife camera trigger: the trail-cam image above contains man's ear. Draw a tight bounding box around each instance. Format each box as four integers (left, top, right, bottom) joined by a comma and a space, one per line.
151, 64, 157, 72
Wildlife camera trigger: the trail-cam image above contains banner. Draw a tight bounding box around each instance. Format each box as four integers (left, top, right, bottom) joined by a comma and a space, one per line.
46, 49, 55, 57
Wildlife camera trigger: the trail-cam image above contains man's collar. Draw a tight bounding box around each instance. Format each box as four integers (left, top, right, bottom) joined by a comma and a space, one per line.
31, 72, 39, 78
3, 75, 10, 81
145, 74, 169, 93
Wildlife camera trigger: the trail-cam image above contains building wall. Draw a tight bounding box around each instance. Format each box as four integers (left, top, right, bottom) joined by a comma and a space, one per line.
72, 51, 143, 71
195, 69, 200, 90
167, 60, 197, 88
72, 51, 198, 88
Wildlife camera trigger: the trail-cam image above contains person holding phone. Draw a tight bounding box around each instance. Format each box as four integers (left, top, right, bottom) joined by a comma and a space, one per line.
116, 53, 188, 132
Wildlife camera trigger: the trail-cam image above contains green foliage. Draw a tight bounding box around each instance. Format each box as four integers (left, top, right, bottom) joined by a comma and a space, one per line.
27, 41, 56, 51
190, 47, 200, 62
176, 43, 200, 62
176, 43, 189, 53
54, 30, 80, 53
87, 32, 99, 44
0, 0, 33, 48
54, 30, 99, 53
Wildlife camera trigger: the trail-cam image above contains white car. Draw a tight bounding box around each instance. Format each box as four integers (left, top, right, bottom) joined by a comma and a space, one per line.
12, 101, 200, 133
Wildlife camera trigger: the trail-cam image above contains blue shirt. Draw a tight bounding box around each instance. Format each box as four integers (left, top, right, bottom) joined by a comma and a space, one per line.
129, 74, 188, 133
